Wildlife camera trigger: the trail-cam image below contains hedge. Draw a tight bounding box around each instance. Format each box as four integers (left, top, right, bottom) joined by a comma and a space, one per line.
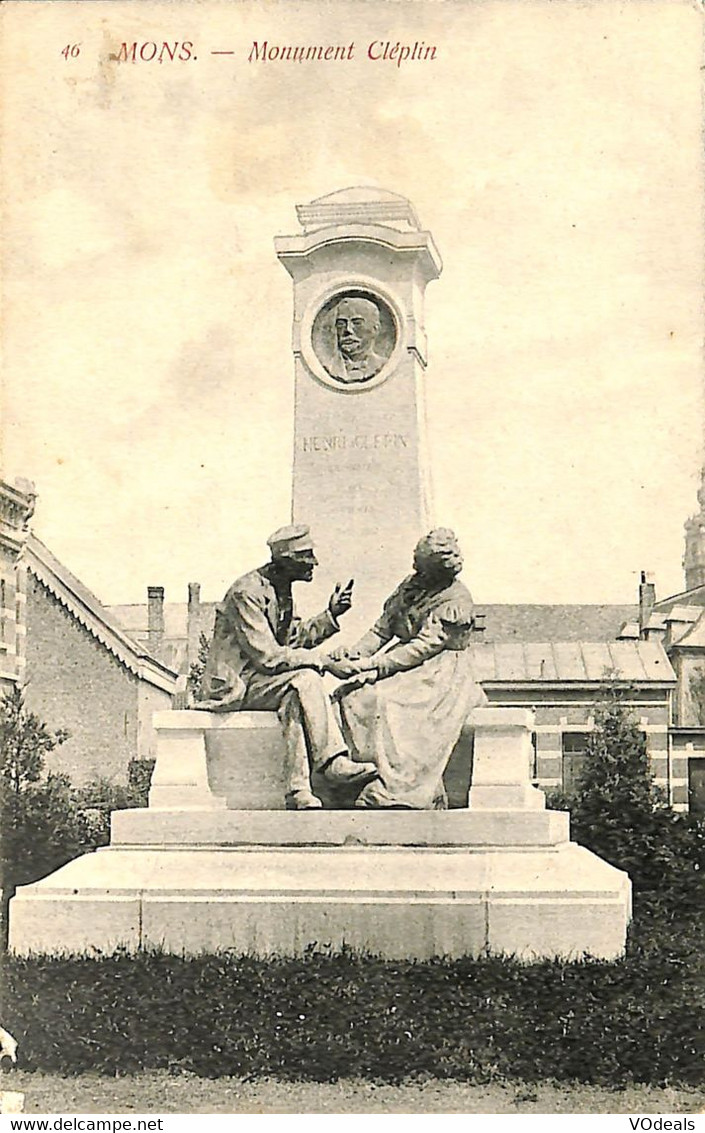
3, 892, 703, 1086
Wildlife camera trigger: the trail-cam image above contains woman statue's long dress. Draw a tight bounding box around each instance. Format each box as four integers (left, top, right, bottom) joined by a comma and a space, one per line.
336, 529, 487, 809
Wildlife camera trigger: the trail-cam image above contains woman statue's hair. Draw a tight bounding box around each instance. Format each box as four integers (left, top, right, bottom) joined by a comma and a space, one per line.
413, 528, 463, 576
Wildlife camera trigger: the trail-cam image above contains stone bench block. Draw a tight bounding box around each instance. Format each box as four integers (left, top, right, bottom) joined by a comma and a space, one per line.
468, 707, 546, 811
149, 710, 286, 810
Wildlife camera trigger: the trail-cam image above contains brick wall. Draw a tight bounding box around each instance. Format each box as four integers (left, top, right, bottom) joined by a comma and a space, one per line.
482, 685, 672, 800
137, 680, 172, 761
0, 546, 19, 685
24, 576, 138, 785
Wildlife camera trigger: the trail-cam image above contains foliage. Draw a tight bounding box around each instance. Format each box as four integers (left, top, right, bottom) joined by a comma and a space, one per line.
1, 772, 90, 891
187, 632, 212, 698
128, 758, 155, 807
73, 771, 152, 846
0, 686, 88, 897
688, 666, 705, 726
2, 896, 703, 1086
0, 684, 68, 795
546, 685, 705, 915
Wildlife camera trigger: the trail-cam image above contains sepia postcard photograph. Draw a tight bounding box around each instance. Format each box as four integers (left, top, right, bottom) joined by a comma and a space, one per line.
0, 0, 704, 1120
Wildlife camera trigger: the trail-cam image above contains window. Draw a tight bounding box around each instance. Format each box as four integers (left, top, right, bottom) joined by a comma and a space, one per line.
562, 732, 590, 794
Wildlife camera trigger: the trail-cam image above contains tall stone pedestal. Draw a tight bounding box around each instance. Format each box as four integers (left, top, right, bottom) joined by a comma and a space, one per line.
9, 707, 631, 961
276, 188, 441, 636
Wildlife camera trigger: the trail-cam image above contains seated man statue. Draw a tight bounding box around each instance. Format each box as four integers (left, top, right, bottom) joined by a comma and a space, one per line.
194, 524, 377, 810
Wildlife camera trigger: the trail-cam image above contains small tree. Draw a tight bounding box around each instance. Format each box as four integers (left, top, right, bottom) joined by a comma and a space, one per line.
187, 631, 212, 699
0, 686, 88, 910
0, 683, 68, 795
568, 684, 656, 852
688, 666, 705, 726
564, 682, 704, 911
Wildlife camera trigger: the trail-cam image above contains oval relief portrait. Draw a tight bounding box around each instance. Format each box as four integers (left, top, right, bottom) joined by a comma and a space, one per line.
311, 289, 397, 386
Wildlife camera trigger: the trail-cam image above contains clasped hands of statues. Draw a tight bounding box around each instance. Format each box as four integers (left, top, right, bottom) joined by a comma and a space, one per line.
324, 579, 378, 691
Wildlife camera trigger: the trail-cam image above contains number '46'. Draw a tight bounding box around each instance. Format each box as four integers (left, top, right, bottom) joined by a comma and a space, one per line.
61, 44, 81, 59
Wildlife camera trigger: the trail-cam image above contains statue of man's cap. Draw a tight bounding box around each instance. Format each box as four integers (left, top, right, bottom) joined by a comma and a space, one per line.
266, 524, 314, 556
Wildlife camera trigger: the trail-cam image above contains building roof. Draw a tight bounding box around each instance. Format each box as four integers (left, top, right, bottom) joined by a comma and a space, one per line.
107, 601, 217, 674
105, 597, 679, 687
108, 602, 196, 642
479, 604, 637, 643
469, 640, 674, 685
655, 584, 705, 614
25, 535, 177, 692
671, 608, 705, 650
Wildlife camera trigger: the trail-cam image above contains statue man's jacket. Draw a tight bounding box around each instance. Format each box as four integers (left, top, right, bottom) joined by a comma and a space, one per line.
200, 564, 339, 708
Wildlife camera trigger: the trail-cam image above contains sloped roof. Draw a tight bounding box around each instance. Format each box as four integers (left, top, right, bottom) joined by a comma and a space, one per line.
469, 639, 674, 684
25, 535, 177, 691
479, 604, 637, 643
107, 599, 647, 675
107, 601, 217, 675
664, 605, 701, 624
671, 608, 705, 650
109, 600, 641, 649
108, 602, 196, 641
104, 598, 676, 686
617, 621, 641, 640
655, 584, 705, 614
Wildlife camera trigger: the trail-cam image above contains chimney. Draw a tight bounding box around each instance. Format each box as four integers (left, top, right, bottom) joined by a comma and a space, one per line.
638, 571, 656, 636
147, 586, 165, 650
187, 582, 201, 670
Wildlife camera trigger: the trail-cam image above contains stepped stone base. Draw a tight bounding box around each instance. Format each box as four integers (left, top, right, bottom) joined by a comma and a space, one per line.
9, 810, 630, 962
111, 806, 570, 848
8, 706, 632, 962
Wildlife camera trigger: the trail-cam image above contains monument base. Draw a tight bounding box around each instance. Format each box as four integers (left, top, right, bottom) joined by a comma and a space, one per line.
9, 809, 631, 962
9, 707, 632, 962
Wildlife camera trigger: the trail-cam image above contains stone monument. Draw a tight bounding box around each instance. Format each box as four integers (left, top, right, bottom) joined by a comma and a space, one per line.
8, 189, 632, 962
276, 187, 439, 633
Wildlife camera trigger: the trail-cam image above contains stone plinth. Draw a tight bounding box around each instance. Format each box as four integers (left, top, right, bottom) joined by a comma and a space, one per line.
469, 707, 546, 811
8, 836, 630, 962
276, 188, 442, 636
150, 708, 474, 812
150, 710, 286, 811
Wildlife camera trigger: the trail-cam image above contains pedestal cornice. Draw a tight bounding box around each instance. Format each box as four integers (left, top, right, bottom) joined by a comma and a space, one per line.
275, 223, 442, 283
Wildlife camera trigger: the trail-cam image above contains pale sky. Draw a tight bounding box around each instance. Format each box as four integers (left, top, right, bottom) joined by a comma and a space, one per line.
2, 0, 703, 608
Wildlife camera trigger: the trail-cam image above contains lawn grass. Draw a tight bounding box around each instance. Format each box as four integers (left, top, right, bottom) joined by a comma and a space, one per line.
2, 1071, 704, 1114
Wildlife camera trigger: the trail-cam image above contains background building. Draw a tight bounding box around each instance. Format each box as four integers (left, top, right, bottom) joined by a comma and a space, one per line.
1, 479, 177, 785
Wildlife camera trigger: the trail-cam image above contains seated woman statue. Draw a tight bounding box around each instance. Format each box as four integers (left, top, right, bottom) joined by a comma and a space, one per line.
333, 528, 486, 809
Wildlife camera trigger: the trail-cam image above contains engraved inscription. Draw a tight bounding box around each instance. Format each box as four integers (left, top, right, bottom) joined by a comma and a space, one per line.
300, 433, 408, 453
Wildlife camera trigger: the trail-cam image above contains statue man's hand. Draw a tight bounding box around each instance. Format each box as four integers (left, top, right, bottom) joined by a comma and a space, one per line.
328, 579, 354, 620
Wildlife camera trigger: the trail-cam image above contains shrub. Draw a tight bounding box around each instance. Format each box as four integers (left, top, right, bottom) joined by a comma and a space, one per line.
0, 686, 88, 898
1, 772, 89, 890
74, 773, 151, 846
1, 688, 154, 902
127, 758, 155, 806
187, 632, 212, 699
547, 684, 705, 915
